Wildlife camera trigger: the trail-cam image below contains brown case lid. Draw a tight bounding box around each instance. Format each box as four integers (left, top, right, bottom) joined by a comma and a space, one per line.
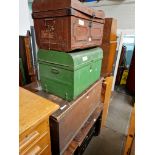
32, 0, 105, 19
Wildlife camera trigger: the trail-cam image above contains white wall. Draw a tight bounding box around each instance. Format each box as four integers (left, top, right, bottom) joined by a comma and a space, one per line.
19, 0, 31, 36
100, 3, 135, 30
28, 2, 34, 26
85, 0, 135, 30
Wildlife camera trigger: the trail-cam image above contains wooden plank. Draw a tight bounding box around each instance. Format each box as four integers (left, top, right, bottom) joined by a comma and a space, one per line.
123, 106, 135, 155
24, 36, 36, 82
19, 36, 31, 84
101, 18, 117, 77
130, 136, 135, 155
19, 87, 59, 135
101, 76, 113, 127
101, 42, 117, 77
102, 18, 117, 43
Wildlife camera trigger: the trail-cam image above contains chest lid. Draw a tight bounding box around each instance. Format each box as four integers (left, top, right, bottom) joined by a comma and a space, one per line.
32, 0, 105, 20
38, 47, 103, 71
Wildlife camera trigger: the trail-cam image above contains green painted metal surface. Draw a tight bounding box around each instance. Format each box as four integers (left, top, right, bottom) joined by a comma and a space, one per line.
38, 47, 103, 101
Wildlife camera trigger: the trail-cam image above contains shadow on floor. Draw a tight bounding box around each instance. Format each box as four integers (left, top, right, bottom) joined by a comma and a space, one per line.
83, 91, 133, 155
106, 91, 132, 135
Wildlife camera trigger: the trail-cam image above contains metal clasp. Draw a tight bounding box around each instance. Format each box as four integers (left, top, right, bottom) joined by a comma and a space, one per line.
89, 12, 96, 28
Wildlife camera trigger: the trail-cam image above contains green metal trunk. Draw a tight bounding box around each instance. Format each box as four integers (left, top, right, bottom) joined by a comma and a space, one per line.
38, 47, 103, 101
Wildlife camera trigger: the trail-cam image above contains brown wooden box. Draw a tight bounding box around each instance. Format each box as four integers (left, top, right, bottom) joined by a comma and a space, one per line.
102, 18, 117, 43
101, 42, 117, 77
50, 79, 103, 155
32, 0, 105, 52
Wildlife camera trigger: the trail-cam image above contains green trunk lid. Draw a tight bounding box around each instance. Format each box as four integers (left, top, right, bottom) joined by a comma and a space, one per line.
38, 47, 103, 70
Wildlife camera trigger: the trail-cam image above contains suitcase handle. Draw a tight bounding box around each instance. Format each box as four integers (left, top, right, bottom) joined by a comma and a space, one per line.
51, 68, 59, 74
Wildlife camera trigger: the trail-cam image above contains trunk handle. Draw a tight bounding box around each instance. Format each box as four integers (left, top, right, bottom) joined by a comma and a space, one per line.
51, 68, 59, 74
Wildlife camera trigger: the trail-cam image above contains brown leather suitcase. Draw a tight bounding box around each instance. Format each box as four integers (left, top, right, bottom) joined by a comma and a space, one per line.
24, 78, 103, 155
101, 42, 117, 77
32, 0, 105, 52
102, 18, 117, 43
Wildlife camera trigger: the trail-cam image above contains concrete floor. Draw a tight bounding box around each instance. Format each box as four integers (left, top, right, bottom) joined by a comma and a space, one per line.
83, 91, 133, 155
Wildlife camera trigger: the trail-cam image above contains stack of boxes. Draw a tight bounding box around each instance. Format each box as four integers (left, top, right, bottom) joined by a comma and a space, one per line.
32, 0, 105, 154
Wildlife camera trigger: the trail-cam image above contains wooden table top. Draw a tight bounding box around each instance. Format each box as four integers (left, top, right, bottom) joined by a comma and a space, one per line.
19, 87, 59, 135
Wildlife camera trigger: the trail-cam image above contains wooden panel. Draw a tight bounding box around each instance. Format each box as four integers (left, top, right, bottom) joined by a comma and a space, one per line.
123, 106, 135, 155
101, 18, 117, 77
101, 42, 117, 77
19, 36, 31, 84
101, 76, 113, 127
21, 132, 51, 155
19, 120, 49, 153
19, 87, 59, 135
39, 145, 51, 155
24, 37, 33, 76
24, 36, 36, 82
102, 18, 117, 43
32, 0, 105, 19
130, 137, 135, 155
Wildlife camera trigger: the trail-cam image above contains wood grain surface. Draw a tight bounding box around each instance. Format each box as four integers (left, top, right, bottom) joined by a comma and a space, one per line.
19, 87, 59, 135
123, 106, 135, 155
101, 76, 113, 127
